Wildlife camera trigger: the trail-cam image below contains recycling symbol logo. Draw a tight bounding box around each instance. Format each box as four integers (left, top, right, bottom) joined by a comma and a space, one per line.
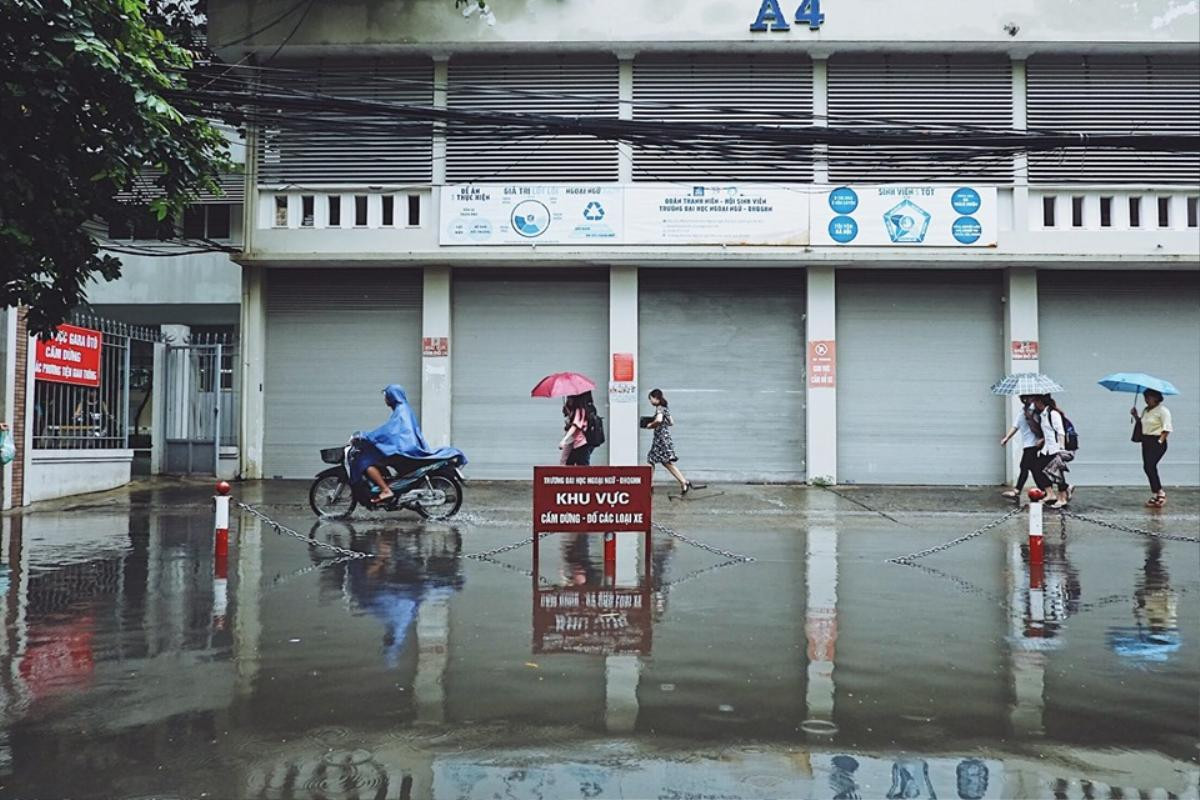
583, 201, 605, 221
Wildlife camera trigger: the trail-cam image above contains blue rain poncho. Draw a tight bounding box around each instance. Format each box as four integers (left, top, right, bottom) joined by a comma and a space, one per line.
350, 384, 467, 484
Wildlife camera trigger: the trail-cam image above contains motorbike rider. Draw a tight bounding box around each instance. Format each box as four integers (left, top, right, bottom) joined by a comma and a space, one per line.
351, 384, 467, 504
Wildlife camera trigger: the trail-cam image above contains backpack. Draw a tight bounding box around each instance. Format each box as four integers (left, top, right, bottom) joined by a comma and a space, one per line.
584, 409, 606, 448
1060, 413, 1080, 451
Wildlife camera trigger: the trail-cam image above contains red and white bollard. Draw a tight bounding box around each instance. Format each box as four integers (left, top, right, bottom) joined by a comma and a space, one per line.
1026, 487, 1045, 565
603, 531, 616, 586
213, 480, 231, 631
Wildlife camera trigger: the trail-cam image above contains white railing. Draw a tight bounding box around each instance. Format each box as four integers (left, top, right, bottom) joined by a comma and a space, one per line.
257, 187, 431, 231
1028, 188, 1198, 232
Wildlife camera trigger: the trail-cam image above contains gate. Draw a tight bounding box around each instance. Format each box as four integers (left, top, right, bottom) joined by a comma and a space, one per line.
164, 334, 239, 475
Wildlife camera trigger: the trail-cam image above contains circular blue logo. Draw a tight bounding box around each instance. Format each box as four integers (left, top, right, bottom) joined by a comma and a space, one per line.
952, 216, 982, 244
828, 215, 859, 244
829, 187, 859, 214
951, 187, 981, 215
510, 200, 551, 238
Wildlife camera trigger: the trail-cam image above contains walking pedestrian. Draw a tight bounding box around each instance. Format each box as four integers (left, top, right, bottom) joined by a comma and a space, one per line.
645, 389, 693, 494
999, 394, 1042, 498
1131, 388, 1173, 507
1031, 394, 1074, 509
558, 391, 596, 466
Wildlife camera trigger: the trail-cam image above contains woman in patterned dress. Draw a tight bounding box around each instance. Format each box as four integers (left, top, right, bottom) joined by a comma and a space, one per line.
646, 389, 693, 495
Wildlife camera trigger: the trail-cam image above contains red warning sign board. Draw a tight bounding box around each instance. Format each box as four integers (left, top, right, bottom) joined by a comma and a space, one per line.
808, 339, 836, 388
533, 466, 653, 534
35, 324, 101, 387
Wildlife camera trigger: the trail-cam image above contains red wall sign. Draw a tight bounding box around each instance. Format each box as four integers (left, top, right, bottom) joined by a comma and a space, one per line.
1011, 340, 1039, 361
807, 339, 836, 388
422, 336, 449, 357
533, 466, 653, 533
35, 324, 101, 387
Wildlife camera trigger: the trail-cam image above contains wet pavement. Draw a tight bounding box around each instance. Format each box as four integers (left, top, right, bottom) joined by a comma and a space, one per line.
1, 479, 1197, 799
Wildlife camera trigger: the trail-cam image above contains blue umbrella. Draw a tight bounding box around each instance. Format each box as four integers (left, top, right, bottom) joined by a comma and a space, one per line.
1098, 372, 1180, 397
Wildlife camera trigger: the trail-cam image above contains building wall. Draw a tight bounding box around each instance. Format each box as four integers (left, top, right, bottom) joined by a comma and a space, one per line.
209, 0, 1200, 50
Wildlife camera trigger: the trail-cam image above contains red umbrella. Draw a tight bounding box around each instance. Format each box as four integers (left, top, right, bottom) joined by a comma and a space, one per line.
531, 372, 597, 398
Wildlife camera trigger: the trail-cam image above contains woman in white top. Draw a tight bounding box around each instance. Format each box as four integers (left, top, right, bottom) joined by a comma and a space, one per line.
999, 394, 1042, 498
1131, 388, 1173, 507
1031, 394, 1073, 509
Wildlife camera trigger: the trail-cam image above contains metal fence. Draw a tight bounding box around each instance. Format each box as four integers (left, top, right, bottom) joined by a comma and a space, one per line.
164, 331, 239, 474
33, 315, 163, 450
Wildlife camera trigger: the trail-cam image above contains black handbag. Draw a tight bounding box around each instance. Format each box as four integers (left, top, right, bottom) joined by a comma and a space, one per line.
639, 415, 654, 429
1131, 417, 1143, 443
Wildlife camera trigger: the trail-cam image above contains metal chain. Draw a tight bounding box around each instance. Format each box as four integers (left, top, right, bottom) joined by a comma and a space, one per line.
236, 501, 376, 560
887, 506, 1024, 564
659, 557, 752, 592
1060, 511, 1200, 544
652, 521, 756, 563
267, 554, 360, 591
463, 532, 553, 561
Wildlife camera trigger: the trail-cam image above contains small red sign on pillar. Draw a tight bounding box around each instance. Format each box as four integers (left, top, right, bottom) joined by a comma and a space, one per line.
533, 466, 653, 534
1011, 340, 1039, 361
422, 336, 449, 357
807, 340, 836, 388
612, 352, 635, 382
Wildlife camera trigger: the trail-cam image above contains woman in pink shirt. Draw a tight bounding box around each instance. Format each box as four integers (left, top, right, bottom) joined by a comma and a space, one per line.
559, 392, 596, 465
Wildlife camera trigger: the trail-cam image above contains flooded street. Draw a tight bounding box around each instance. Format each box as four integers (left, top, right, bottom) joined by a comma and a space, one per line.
1, 481, 1196, 799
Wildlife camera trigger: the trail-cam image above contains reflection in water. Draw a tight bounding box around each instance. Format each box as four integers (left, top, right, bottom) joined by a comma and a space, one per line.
0, 492, 1197, 799
1108, 539, 1181, 663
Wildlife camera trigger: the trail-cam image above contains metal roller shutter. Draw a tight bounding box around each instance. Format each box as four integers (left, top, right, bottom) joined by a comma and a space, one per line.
452, 271, 609, 478
632, 55, 813, 182
838, 271, 1004, 485
828, 55, 1013, 183
256, 60, 434, 185
638, 269, 806, 481
1027, 55, 1200, 185
446, 57, 619, 182
1039, 271, 1200, 486
264, 269, 422, 478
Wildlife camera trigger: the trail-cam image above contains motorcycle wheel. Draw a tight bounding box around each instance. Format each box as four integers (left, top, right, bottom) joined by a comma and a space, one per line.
309, 475, 357, 520
414, 474, 463, 520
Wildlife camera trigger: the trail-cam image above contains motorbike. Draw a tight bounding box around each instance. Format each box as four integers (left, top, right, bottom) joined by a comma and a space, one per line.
308, 440, 466, 521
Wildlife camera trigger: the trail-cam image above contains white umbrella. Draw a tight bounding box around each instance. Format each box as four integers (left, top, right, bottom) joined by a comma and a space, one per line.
990, 373, 1065, 396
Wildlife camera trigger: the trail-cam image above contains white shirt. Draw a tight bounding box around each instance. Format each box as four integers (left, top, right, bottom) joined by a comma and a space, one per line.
1039, 408, 1066, 456
1013, 407, 1039, 449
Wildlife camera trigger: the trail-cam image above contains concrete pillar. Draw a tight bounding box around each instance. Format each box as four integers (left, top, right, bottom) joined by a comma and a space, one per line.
160, 325, 191, 442
617, 55, 634, 184
239, 266, 267, 479
149, 341, 166, 475
431, 58, 448, 186
421, 266, 453, 449
1003, 268, 1039, 482
1011, 58, 1029, 227
804, 525, 838, 724
812, 57, 830, 184
805, 267, 837, 484
608, 266, 639, 466
2, 308, 16, 511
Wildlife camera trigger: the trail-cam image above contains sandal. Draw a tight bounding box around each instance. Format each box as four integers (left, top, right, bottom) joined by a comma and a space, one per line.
1001, 489, 1019, 499
1145, 495, 1165, 508
680, 482, 693, 496
1050, 496, 1069, 509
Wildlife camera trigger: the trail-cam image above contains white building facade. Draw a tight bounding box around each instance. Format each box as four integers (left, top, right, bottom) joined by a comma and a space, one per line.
210, 0, 1200, 485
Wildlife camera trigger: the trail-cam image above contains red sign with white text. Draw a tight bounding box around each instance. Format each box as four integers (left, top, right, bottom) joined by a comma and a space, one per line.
808, 339, 837, 388
35, 324, 101, 387
1011, 340, 1039, 361
533, 466, 653, 533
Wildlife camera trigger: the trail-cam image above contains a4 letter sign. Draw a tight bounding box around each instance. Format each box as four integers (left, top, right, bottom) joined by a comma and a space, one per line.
750, 0, 825, 31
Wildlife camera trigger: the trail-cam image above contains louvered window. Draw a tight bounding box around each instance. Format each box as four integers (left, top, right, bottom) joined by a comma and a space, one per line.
828, 55, 1013, 182
631, 55, 813, 182
117, 170, 245, 203
1027, 55, 1200, 185
446, 56, 619, 182
256, 60, 434, 185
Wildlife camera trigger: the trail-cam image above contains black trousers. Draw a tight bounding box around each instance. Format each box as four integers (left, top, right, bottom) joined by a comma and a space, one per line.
1141, 436, 1168, 493
566, 444, 595, 466
1033, 453, 1068, 492
1015, 446, 1039, 490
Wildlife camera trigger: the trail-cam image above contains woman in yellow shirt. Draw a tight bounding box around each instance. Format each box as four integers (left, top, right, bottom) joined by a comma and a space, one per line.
1131, 389, 1173, 507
